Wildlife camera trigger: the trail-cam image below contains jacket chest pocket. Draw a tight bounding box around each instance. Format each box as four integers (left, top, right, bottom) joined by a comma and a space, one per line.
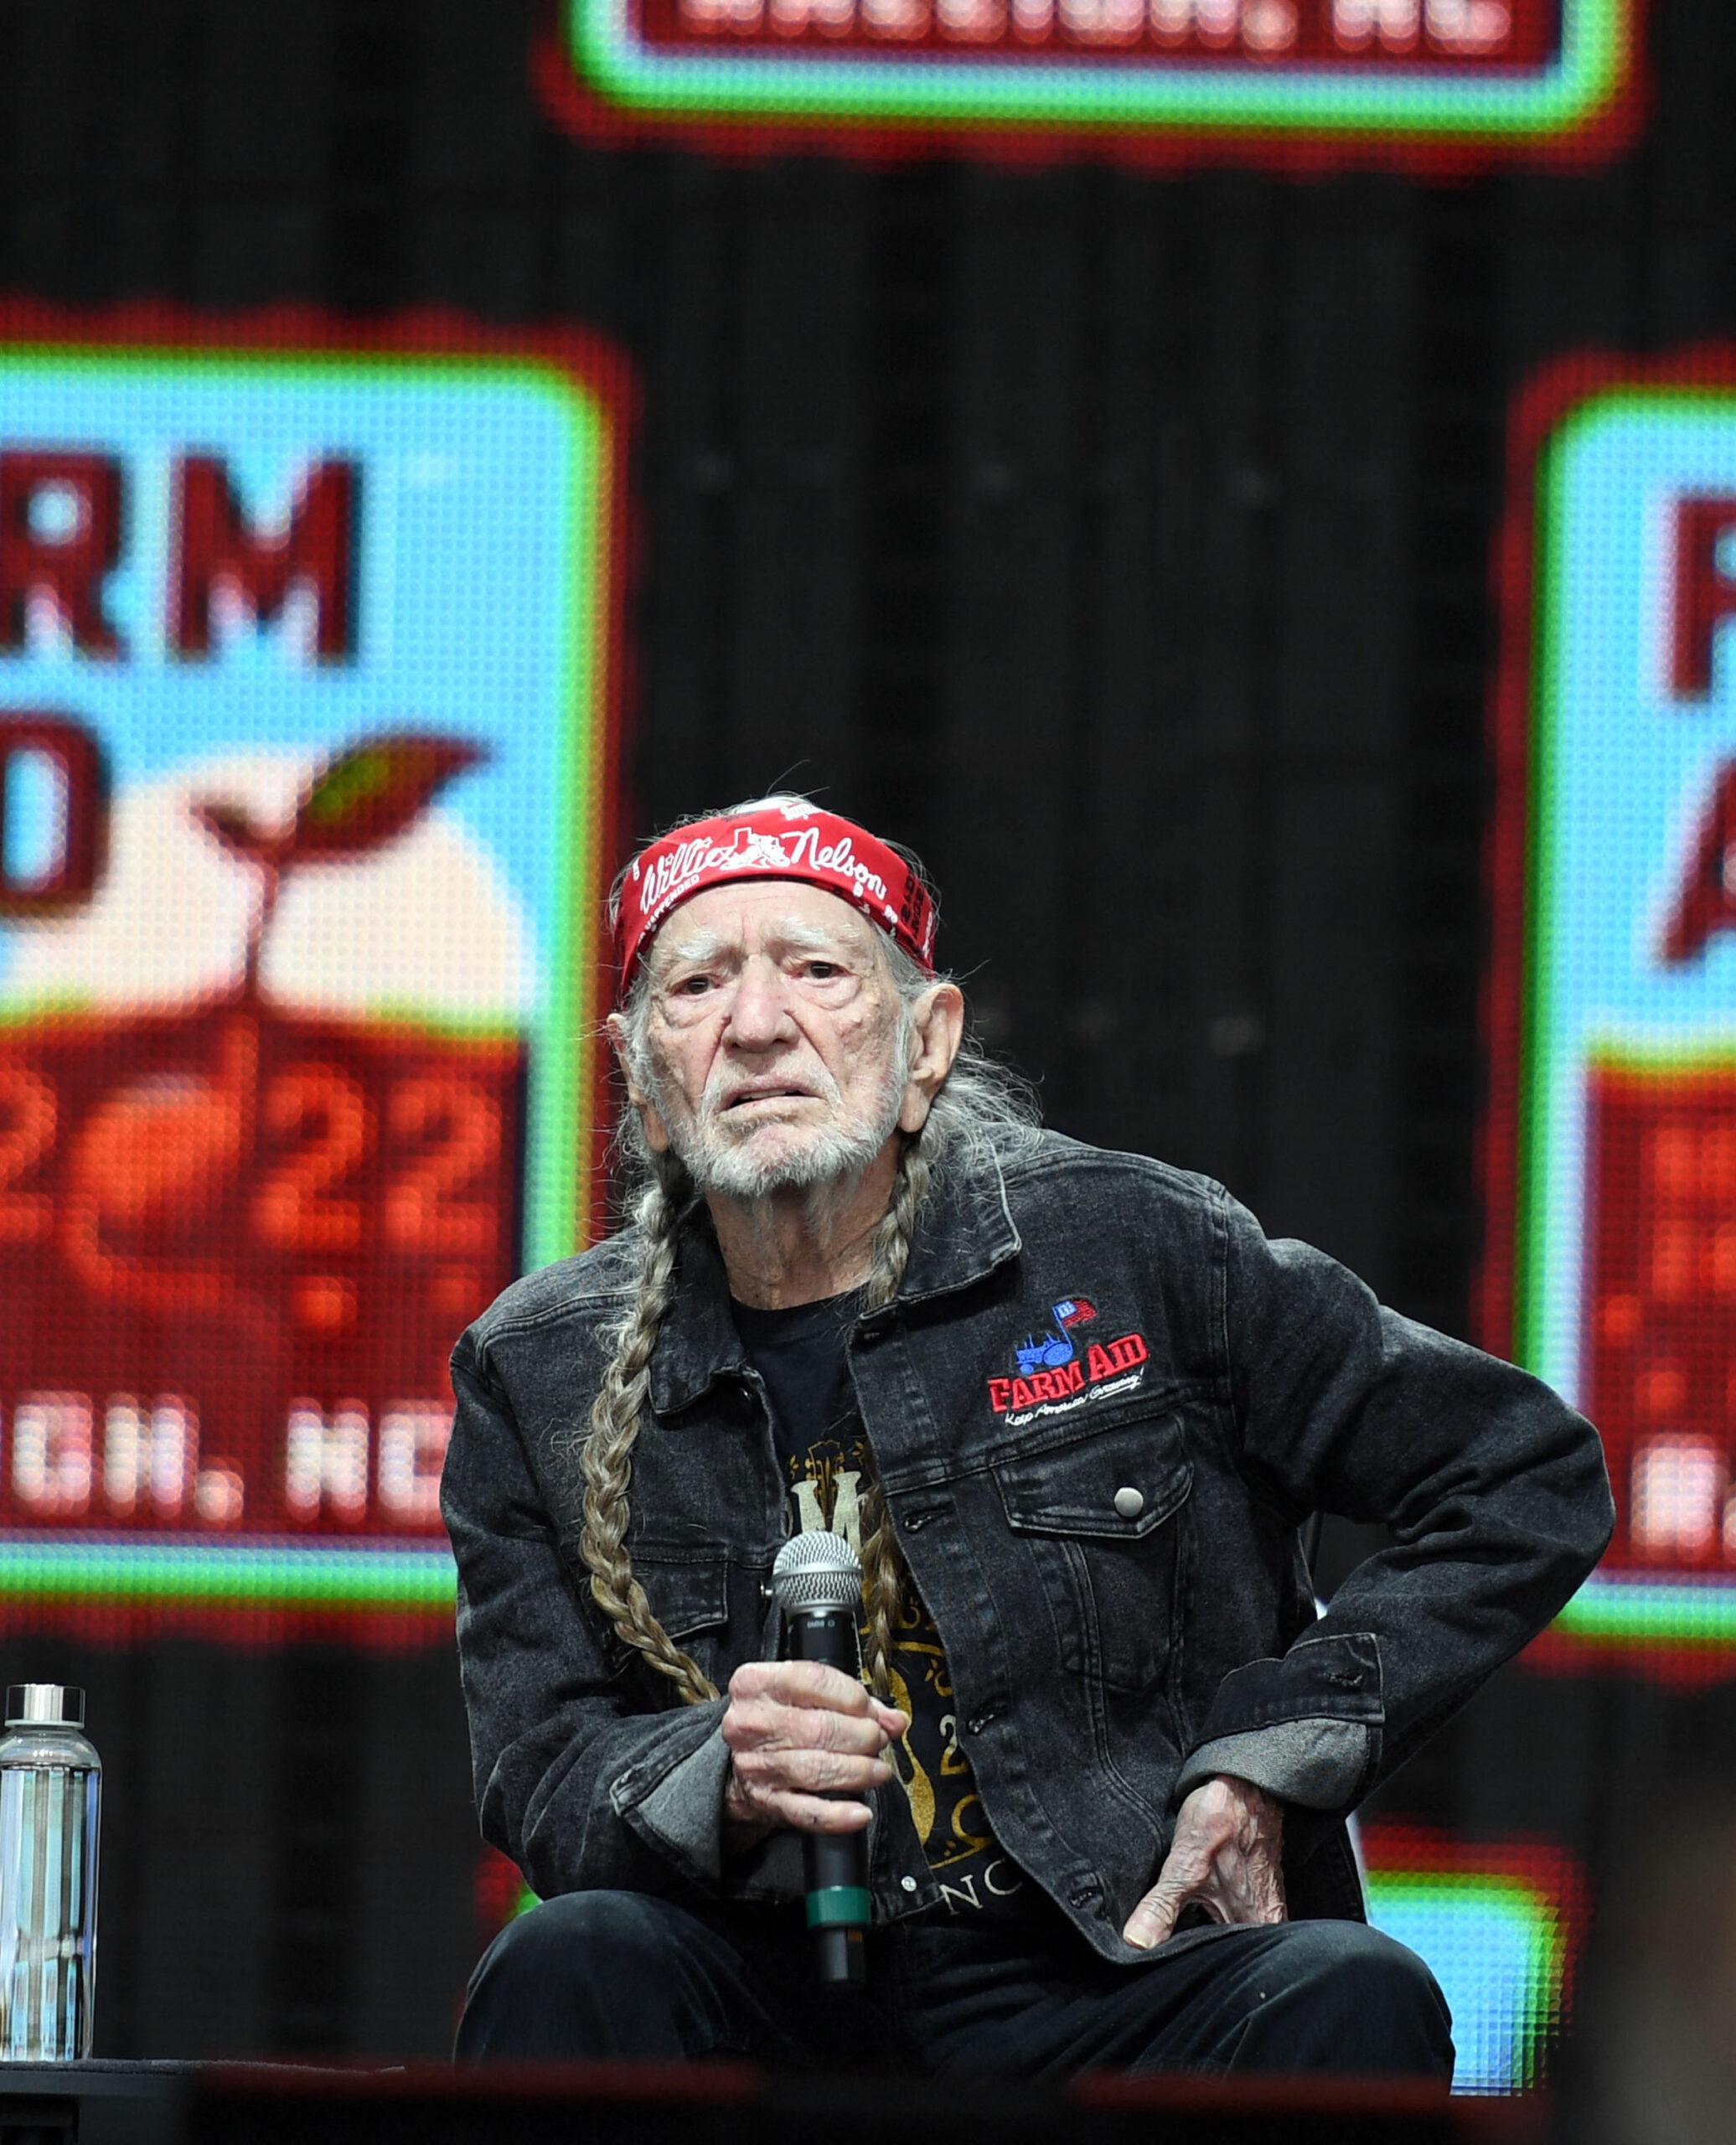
565, 1542, 733, 1692
993, 1413, 1192, 1695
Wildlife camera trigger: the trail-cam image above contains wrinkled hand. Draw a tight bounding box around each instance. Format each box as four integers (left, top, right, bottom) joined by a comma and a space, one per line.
721, 1659, 907, 1850
1122, 1775, 1287, 1950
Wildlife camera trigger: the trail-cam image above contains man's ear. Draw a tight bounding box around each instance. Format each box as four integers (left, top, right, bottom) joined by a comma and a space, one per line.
899, 983, 965, 1135
607, 1011, 671, 1155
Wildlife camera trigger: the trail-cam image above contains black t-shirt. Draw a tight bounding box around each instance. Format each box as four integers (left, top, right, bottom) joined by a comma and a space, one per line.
731, 1290, 1039, 1921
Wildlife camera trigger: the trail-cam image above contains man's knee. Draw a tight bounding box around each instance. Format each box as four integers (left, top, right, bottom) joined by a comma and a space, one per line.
482, 1889, 673, 1985
1254, 1920, 1453, 2078
457, 1890, 695, 2060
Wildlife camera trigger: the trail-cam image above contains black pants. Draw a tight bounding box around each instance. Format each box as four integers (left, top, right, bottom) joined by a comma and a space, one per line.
455, 1890, 1454, 2081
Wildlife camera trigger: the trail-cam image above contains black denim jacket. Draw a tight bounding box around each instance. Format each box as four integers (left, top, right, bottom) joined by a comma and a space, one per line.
442, 1131, 1614, 1963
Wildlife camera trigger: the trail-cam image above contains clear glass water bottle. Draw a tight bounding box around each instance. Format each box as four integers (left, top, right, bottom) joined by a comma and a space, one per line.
0, 1685, 100, 2060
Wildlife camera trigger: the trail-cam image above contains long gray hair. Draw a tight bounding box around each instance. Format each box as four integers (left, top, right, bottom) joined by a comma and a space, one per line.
579, 799, 1038, 1705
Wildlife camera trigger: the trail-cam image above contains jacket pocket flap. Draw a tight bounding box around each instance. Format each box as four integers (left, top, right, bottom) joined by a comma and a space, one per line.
995, 1416, 1192, 1541
566, 1542, 731, 1645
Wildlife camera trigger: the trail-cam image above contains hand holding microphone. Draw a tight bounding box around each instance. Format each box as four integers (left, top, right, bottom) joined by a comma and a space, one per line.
721, 1533, 906, 1984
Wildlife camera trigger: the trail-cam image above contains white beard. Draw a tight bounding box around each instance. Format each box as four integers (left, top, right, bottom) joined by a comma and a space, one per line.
653, 1028, 908, 1202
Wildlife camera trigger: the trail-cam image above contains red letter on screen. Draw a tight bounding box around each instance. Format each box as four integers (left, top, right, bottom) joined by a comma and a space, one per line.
1671, 495, 1736, 700
1661, 760, 1736, 964
0, 452, 126, 656
0, 711, 106, 917
170, 456, 359, 660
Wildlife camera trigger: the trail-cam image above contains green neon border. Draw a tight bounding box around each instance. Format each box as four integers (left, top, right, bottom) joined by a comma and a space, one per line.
1511, 408, 1575, 1378
0, 1535, 454, 1610
567, 0, 1623, 137
1515, 385, 1736, 1652
1554, 1572, 1736, 1643
1365, 1869, 1563, 2091
0, 333, 617, 1609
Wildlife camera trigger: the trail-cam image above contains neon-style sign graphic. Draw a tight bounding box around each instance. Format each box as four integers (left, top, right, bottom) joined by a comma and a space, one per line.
0, 305, 628, 1641
1487, 351, 1736, 1675
545, 0, 1639, 169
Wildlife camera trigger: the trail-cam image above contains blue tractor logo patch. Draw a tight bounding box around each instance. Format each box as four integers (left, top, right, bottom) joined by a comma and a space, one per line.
1015, 1298, 1098, 1376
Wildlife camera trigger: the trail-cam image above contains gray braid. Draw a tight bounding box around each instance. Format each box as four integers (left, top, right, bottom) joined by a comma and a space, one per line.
577, 1150, 721, 1704
855, 1129, 931, 1701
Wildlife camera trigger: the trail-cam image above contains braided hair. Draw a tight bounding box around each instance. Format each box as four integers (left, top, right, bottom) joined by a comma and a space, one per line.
576, 1146, 716, 1702
847, 1129, 932, 1701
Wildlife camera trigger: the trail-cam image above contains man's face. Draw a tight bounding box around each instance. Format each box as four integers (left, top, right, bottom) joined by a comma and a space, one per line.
622, 881, 911, 1200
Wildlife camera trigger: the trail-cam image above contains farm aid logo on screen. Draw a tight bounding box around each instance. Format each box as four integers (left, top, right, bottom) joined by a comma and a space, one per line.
0, 307, 624, 1641
1490, 351, 1736, 1676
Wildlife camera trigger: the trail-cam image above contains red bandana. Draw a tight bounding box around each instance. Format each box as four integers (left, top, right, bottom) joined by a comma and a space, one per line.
615, 804, 938, 997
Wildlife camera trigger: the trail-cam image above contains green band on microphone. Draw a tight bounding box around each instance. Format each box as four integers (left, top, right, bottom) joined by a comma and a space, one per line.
806, 1886, 872, 1931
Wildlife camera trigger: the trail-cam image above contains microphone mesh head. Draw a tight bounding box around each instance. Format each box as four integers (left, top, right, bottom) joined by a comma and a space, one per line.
770, 1531, 862, 1613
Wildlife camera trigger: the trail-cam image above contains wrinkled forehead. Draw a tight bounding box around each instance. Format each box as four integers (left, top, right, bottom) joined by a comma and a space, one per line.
645, 879, 887, 976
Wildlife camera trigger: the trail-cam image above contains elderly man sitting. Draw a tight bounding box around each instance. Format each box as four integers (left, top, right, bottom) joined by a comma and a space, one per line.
444, 795, 1612, 2080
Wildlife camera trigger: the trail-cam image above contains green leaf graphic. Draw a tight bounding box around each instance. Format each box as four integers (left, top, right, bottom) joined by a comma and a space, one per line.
287, 733, 486, 863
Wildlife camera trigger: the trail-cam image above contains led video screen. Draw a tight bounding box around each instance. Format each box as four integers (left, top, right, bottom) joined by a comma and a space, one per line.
1489, 352, 1736, 1675
545, 0, 1638, 168
0, 307, 624, 1644
1361, 1827, 1584, 2094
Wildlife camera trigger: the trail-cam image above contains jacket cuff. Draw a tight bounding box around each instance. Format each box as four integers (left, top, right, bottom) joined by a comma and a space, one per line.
614, 1718, 805, 1900
1176, 1631, 1383, 1812
612, 1707, 730, 1890
1174, 1720, 1375, 1812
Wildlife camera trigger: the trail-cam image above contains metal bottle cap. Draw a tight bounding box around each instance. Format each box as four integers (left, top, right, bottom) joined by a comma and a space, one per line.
5, 1685, 85, 1728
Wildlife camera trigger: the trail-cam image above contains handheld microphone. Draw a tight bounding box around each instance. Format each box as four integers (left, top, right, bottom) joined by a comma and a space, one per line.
769, 1531, 873, 1987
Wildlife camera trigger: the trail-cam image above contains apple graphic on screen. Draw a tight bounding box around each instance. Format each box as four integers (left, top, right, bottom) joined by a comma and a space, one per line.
3, 733, 525, 1322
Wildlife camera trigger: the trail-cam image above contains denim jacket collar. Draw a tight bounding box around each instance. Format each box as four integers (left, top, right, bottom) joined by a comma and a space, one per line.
647, 1149, 1023, 1418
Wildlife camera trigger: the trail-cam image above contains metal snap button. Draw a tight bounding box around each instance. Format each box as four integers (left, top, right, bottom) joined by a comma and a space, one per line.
1113, 1485, 1144, 1520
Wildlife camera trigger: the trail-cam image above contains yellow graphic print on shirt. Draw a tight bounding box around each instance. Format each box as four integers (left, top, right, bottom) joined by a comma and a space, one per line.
788, 1432, 1028, 1914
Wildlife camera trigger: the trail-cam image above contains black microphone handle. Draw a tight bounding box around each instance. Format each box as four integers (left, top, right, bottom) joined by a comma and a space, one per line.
786, 1605, 871, 1987
790, 1602, 861, 1678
